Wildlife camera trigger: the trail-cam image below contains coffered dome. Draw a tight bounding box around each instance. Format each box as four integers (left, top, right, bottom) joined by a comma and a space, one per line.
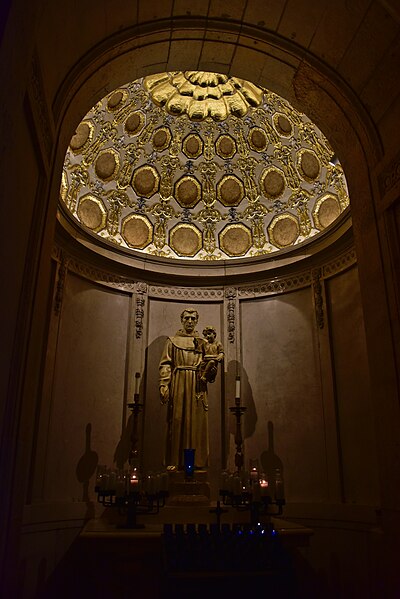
59, 71, 349, 261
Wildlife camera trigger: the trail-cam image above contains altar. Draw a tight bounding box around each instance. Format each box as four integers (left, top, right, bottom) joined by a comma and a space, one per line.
77, 506, 313, 599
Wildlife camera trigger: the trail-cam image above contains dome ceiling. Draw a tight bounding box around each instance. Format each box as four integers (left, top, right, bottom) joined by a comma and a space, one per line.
60, 71, 349, 261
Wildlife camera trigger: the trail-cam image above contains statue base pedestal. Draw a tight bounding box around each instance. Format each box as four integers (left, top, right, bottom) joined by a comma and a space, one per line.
167, 470, 210, 506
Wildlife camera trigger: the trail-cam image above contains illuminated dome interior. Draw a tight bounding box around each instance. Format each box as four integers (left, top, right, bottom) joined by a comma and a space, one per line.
59, 71, 349, 261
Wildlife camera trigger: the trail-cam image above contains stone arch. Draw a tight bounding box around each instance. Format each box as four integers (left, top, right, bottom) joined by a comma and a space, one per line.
49, 19, 397, 441
52, 22, 380, 270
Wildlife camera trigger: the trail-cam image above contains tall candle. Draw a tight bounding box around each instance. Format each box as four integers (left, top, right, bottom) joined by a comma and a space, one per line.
235, 376, 240, 400
250, 467, 258, 482
134, 372, 140, 395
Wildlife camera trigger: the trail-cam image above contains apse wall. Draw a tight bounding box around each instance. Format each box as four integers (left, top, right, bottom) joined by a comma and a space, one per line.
19, 239, 381, 597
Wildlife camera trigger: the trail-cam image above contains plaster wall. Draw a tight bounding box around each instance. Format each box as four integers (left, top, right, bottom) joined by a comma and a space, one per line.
327, 267, 379, 505
43, 272, 130, 503
241, 289, 327, 503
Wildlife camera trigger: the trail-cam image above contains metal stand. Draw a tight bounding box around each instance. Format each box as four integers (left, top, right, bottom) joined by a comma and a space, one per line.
229, 397, 247, 472
95, 380, 169, 528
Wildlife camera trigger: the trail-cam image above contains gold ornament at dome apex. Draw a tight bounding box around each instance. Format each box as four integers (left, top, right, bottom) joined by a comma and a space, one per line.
144, 71, 263, 121
59, 71, 350, 262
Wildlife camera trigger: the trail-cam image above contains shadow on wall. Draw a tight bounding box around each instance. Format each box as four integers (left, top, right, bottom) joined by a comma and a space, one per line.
113, 368, 150, 470
143, 335, 169, 472
113, 412, 133, 470
113, 333, 221, 474
225, 362, 285, 486
260, 420, 284, 483
75, 422, 98, 516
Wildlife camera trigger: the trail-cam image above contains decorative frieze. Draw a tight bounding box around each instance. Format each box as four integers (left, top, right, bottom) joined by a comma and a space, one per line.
54, 252, 68, 315
148, 286, 223, 299
238, 274, 310, 298
51, 245, 356, 300
323, 247, 356, 277
379, 153, 400, 197
225, 288, 237, 344
311, 267, 324, 329
63, 256, 135, 292
135, 283, 147, 339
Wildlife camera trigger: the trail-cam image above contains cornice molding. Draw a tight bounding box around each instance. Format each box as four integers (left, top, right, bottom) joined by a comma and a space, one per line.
52, 243, 356, 298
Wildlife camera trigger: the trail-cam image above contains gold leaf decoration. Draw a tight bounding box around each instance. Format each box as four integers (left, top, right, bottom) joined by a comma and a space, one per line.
60, 71, 350, 261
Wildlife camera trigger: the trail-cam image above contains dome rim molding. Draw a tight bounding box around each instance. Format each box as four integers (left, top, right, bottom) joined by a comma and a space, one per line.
57, 206, 352, 284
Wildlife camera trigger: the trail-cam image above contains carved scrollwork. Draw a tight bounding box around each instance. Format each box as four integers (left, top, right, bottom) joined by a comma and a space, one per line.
225, 287, 237, 344
54, 252, 68, 315
135, 295, 145, 339
322, 248, 356, 277
311, 267, 324, 329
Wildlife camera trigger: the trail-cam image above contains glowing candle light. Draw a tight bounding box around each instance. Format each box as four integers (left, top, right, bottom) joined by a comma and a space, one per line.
260, 477, 270, 498
130, 470, 140, 493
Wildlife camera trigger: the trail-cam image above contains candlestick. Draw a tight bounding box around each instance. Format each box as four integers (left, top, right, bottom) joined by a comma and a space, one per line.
218, 468, 285, 525
274, 468, 285, 502
134, 372, 140, 396
233, 475, 241, 496
250, 467, 258, 483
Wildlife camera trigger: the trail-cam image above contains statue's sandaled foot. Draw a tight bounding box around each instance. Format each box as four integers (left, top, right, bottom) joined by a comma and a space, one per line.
166, 465, 177, 472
